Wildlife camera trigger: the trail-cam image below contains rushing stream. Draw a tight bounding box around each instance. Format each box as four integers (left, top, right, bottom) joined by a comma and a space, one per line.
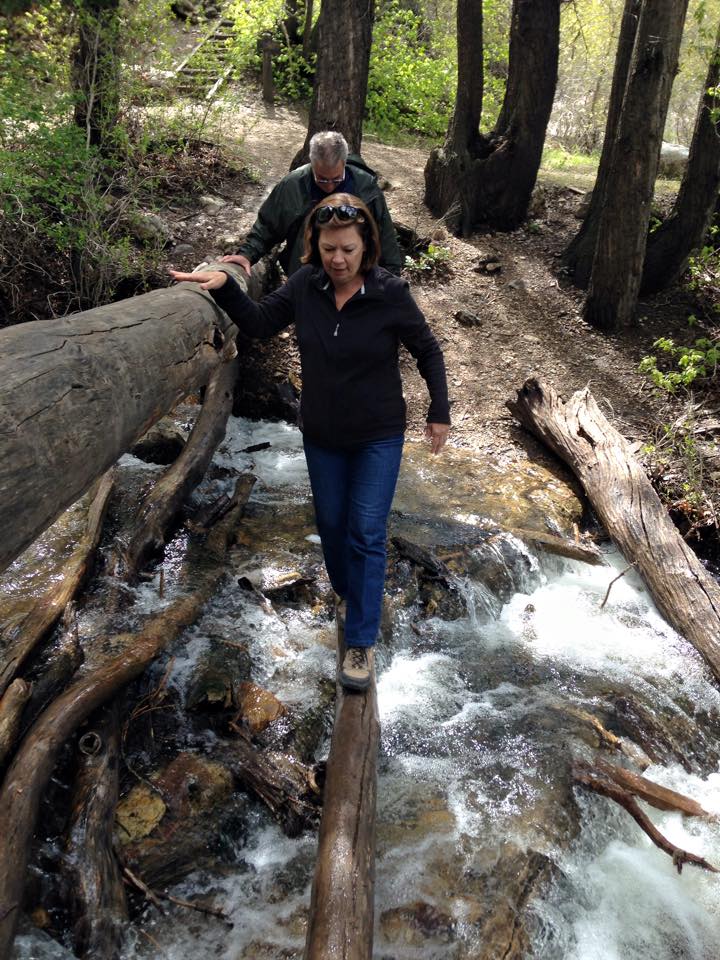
11, 416, 720, 960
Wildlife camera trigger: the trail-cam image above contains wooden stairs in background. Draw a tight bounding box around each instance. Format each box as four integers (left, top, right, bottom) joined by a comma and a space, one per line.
173, 16, 236, 99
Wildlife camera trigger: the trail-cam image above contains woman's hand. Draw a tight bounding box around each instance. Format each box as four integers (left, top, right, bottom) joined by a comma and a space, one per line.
168, 269, 228, 291
425, 422, 449, 454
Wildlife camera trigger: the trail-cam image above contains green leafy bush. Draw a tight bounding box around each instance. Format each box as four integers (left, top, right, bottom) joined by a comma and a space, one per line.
639, 331, 720, 392
366, 1, 454, 138
404, 243, 451, 280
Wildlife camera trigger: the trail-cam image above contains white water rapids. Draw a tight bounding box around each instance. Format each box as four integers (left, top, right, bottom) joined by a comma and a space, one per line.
12, 417, 720, 960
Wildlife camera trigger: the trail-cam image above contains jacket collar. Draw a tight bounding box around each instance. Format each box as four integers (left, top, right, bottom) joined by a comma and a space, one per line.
309, 265, 386, 301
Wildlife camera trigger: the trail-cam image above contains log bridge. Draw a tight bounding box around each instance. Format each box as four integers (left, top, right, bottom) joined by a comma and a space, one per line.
0, 265, 381, 958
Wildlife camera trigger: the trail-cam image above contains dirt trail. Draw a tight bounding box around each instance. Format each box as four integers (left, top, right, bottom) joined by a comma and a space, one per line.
171, 90, 690, 467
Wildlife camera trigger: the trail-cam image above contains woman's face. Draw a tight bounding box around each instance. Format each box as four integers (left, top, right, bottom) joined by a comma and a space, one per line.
318, 224, 365, 287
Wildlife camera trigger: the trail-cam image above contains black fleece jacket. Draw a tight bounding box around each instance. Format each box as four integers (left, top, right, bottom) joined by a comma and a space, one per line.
211, 265, 450, 449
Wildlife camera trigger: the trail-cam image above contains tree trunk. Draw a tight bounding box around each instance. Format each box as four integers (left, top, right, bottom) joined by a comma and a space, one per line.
0, 268, 248, 577
293, 0, 375, 164
303, 624, 379, 960
584, 0, 690, 330
72, 0, 121, 151
425, 0, 559, 233
0, 476, 255, 957
562, 0, 642, 286
641, 23, 720, 294
507, 378, 720, 683
422, 0, 483, 235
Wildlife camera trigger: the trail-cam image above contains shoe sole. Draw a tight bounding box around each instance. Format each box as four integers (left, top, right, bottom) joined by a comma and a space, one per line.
339, 672, 371, 692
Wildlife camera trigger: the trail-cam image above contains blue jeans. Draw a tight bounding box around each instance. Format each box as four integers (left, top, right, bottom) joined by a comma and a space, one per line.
303, 436, 404, 648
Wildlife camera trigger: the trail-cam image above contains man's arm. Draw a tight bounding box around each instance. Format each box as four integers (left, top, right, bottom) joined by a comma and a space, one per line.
235, 180, 292, 266
373, 192, 404, 275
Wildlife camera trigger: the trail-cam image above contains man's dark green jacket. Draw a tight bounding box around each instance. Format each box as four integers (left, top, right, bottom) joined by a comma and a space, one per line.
237, 156, 404, 276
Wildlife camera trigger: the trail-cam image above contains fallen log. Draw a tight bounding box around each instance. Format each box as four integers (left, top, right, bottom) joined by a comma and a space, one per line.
573, 760, 718, 874
0, 680, 31, 768
221, 734, 321, 838
65, 702, 127, 960
303, 618, 379, 960
0, 475, 255, 956
592, 756, 714, 819
0, 262, 253, 576
111, 358, 238, 580
507, 379, 720, 683
0, 472, 114, 699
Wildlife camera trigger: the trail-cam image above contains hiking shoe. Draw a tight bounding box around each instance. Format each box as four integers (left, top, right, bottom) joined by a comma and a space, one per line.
340, 646, 373, 692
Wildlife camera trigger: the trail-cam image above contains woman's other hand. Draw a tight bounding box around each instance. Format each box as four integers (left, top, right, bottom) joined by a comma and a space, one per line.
168, 269, 228, 291
424, 423, 449, 454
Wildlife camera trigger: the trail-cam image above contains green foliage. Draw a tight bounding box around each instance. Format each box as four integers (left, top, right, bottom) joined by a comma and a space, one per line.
404, 242, 451, 279
366, 1, 454, 138
223, 0, 315, 101
639, 332, 720, 393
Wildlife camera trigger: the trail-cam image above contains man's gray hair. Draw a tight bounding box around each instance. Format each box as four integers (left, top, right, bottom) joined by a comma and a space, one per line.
309, 131, 349, 167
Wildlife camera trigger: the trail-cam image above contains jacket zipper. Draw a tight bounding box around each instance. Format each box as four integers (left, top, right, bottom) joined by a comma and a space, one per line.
333, 321, 340, 337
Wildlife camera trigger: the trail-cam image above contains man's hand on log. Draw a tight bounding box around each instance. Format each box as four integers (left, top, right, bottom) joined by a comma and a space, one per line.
169, 269, 229, 290
425, 423, 449, 454
219, 254, 252, 277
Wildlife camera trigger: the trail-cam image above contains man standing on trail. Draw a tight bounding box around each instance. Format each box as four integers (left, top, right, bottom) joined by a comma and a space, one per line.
221, 130, 404, 277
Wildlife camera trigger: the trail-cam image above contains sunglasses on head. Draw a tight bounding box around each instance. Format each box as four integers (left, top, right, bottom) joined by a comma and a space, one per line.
314, 204, 365, 225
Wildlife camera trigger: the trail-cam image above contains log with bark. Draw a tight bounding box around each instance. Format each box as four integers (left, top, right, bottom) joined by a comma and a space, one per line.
303, 620, 379, 960
0, 680, 31, 768
0, 471, 114, 699
507, 379, 720, 683
0, 475, 255, 956
64, 702, 127, 960
110, 357, 238, 580
0, 262, 254, 576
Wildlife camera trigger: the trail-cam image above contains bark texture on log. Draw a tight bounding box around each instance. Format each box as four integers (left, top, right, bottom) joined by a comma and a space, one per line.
0, 275, 240, 576
0, 471, 114, 699
65, 702, 127, 959
304, 625, 379, 960
111, 358, 238, 580
0, 475, 255, 956
0, 680, 31, 768
507, 379, 720, 682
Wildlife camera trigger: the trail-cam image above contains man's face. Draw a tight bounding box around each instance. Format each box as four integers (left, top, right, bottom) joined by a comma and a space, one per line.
312, 161, 345, 194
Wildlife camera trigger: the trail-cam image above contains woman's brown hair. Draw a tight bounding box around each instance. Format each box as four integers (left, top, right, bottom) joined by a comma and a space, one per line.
300, 193, 381, 272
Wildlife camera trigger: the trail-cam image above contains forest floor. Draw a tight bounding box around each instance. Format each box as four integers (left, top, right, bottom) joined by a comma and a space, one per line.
160, 85, 719, 548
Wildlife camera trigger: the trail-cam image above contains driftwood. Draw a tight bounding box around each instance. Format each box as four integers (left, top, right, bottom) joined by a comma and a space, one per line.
65, 702, 127, 959
17, 615, 84, 743
507, 379, 720, 683
591, 756, 714, 819
0, 680, 31, 768
508, 527, 605, 566
111, 358, 238, 580
573, 760, 718, 873
0, 472, 114, 699
0, 475, 255, 957
221, 735, 322, 837
0, 260, 263, 576
304, 620, 379, 960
